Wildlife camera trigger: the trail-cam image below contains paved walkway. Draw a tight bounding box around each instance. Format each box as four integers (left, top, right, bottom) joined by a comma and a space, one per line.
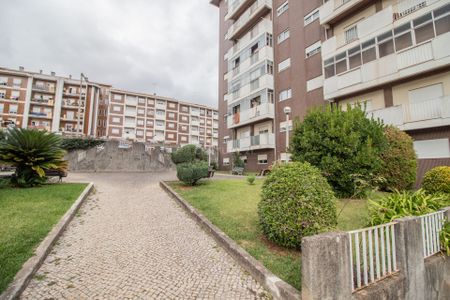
22, 173, 268, 299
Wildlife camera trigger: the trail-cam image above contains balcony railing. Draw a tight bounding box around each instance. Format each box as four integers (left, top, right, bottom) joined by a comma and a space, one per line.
370, 96, 450, 130
33, 84, 55, 93
227, 0, 254, 20
227, 132, 275, 152
227, 103, 274, 128
227, 0, 272, 40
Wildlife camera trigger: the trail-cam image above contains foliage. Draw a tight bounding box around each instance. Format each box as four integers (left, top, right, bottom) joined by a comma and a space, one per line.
379, 126, 417, 191
0, 130, 4, 141
368, 189, 449, 226
176, 161, 209, 186
440, 220, 450, 256
171, 144, 207, 165
258, 162, 337, 249
210, 161, 218, 171
60, 138, 104, 152
0, 129, 67, 187
422, 166, 450, 194
233, 152, 245, 168
247, 175, 256, 185
290, 105, 387, 197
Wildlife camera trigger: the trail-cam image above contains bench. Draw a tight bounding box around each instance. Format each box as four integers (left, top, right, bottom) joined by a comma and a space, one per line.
208, 167, 215, 178
231, 167, 244, 176
44, 169, 68, 182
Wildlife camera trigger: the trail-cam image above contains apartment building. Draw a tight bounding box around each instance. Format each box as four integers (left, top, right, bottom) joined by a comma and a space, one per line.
0, 66, 219, 148
319, 0, 450, 178
211, 0, 325, 171
212, 0, 450, 177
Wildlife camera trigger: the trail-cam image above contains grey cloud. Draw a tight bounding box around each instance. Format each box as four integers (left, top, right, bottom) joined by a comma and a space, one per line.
0, 0, 219, 107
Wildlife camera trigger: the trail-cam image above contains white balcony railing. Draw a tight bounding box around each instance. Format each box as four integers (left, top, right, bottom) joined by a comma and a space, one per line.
227, 0, 272, 40
225, 74, 274, 104
226, 19, 273, 57
227, 133, 275, 153
227, 103, 274, 128
227, 46, 273, 80
420, 210, 446, 258
370, 96, 450, 130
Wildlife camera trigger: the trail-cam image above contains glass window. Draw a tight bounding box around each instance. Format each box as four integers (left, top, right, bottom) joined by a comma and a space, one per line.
377, 31, 394, 57
345, 25, 358, 44
324, 58, 335, 79
348, 45, 362, 69
434, 4, 450, 36
335, 52, 347, 74
414, 13, 435, 43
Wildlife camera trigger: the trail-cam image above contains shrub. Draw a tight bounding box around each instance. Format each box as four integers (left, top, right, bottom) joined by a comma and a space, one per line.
368, 189, 449, 226
61, 138, 104, 152
171, 145, 207, 164
422, 166, 450, 194
247, 175, 256, 185
379, 126, 417, 191
440, 221, 450, 256
258, 162, 337, 249
291, 105, 387, 197
176, 162, 209, 186
233, 152, 245, 168
0, 129, 67, 187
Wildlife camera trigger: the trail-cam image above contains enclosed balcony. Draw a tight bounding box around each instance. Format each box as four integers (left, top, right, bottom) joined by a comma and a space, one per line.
225, 73, 274, 104
227, 103, 274, 129
227, 46, 273, 80
227, 132, 275, 153
319, 0, 368, 26
226, 0, 255, 20
227, 0, 272, 41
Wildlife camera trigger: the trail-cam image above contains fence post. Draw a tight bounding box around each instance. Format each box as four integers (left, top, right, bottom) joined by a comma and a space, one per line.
301, 232, 352, 300
394, 216, 425, 300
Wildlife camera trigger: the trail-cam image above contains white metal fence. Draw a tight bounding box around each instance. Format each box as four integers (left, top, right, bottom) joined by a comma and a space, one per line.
420, 210, 446, 258
348, 222, 398, 291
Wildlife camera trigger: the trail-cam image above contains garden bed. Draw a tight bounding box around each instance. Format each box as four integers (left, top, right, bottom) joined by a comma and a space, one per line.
0, 183, 88, 293
168, 179, 373, 290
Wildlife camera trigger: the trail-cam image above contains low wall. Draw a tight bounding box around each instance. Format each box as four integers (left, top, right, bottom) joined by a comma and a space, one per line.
65, 141, 175, 172
301, 207, 450, 300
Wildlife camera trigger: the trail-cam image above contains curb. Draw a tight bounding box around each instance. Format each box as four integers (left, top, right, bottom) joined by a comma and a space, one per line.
159, 181, 301, 300
0, 183, 95, 300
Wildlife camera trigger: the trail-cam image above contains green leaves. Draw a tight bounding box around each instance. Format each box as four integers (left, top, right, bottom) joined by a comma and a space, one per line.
422, 166, 450, 194
176, 162, 209, 186
0, 129, 68, 187
60, 138, 104, 151
440, 221, 450, 256
171, 145, 207, 165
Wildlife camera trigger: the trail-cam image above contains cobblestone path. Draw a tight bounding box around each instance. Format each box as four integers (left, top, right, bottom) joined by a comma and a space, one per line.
22, 173, 268, 299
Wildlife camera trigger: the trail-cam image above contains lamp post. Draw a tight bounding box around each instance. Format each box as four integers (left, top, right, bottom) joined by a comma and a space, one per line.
283, 106, 291, 162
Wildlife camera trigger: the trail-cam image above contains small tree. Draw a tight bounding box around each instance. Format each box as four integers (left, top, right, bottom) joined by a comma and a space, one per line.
171, 144, 209, 186
0, 129, 67, 187
233, 152, 245, 168
290, 105, 387, 197
379, 126, 417, 191
422, 166, 450, 194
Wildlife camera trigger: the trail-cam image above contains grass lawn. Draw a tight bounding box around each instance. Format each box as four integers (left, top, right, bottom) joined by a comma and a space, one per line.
169, 179, 375, 291
0, 183, 88, 294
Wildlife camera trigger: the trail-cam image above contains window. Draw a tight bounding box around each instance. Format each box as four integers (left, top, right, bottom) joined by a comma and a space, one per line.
223, 157, 230, 166
111, 128, 120, 135
345, 25, 358, 44
113, 106, 121, 112
413, 13, 435, 43
13, 78, 22, 87
278, 58, 291, 72
156, 110, 165, 116
0, 77, 7, 85
167, 133, 175, 139
0, 103, 3, 113
0, 89, 5, 99
168, 102, 176, 108
168, 122, 175, 129
377, 31, 394, 58
277, 29, 290, 44
113, 94, 122, 101
9, 104, 18, 114
414, 139, 450, 159
258, 154, 268, 164
147, 120, 154, 126
361, 38, 377, 63
168, 112, 175, 118
147, 99, 155, 105
138, 108, 145, 114
156, 120, 165, 126
112, 117, 121, 123
394, 23, 413, 51
137, 130, 144, 136
348, 45, 362, 69
181, 136, 188, 142
434, 4, 450, 36
138, 98, 145, 104
279, 88, 292, 101
305, 41, 321, 58
304, 9, 319, 26
277, 1, 289, 16
137, 119, 144, 126
335, 52, 347, 74
240, 156, 247, 164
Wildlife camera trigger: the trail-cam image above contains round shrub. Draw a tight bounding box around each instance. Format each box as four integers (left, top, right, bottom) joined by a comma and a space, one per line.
258, 162, 337, 249
379, 126, 417, 191
176, 161, 209, 186
422, 166, 450, 194
171, 144, 207, 164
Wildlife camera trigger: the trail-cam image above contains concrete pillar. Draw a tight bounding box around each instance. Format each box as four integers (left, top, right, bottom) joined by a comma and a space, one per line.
301, 232, 352, 300
394, 216, 425, 300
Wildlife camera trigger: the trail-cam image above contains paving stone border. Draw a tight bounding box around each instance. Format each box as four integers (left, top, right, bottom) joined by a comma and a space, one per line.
0, 182, 94, 300
160, 181, 301, 300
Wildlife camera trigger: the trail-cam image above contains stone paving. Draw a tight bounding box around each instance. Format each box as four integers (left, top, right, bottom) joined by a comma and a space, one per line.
22, 172, 269, 299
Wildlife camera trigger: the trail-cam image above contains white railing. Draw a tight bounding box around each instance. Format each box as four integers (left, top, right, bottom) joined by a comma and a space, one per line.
227, 103, 274, 128
420, 210, 446, 258
348, 222, 398, 291
227, 0, 272, 39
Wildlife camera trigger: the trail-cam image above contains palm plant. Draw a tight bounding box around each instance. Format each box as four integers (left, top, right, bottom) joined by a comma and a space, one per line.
0, 128, 67, 187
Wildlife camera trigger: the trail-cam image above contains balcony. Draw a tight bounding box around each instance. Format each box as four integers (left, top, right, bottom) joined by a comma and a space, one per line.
125, 97, 138, 106
227, 46, 273, 80
226, 20, 273, 58
319, 0, 367, 25
227, 133, 275, 153
33, 84, 55, 93
370, 96, 450, 131
227, 0, 272, 41
226, 0, 254, 20
31, 99, 54, 106
227, 103, 274, 129
29, 112, 52, 119
225, 73, 274, 104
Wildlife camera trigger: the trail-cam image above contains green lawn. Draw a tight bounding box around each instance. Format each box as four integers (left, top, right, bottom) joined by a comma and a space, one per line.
0, 183, 88, 293
169, 179, 372, 291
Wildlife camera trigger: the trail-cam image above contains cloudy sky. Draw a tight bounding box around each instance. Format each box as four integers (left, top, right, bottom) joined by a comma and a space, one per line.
0, 0, 219, 108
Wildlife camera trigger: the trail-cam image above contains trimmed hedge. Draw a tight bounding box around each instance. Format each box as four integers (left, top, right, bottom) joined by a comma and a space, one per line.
176, 162, 209, 186
422, 166, 450, 194
61, 138, 104, 151
171, 145, 207, 164
258, 162, 337, 249
379, 126, 417, 191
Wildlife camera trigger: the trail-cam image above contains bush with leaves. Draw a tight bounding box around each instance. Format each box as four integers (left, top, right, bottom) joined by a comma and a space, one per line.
61, 138, 104, 151
258, 162, 337, 249
233, 152, 245, 168
379, 126, 417, 191
291, 105, 387, 198
171, 144, 207, 165
0, 129, 67, 187
247, 175, 256, 185
176, 161, 209, 186
422, 166, 450, 194
440, 221, 450, 256
368, 189, 449, 226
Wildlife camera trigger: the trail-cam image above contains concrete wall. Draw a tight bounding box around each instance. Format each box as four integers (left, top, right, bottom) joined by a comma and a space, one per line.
302, 207, 450, 300
65, 141, 175, 172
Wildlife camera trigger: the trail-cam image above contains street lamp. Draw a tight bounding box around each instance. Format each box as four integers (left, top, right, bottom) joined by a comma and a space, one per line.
283, 106, 291, 160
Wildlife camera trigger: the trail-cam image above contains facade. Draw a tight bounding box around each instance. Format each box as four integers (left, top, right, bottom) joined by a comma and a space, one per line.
211, 0, 450, 176
0, 66, 219, 148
